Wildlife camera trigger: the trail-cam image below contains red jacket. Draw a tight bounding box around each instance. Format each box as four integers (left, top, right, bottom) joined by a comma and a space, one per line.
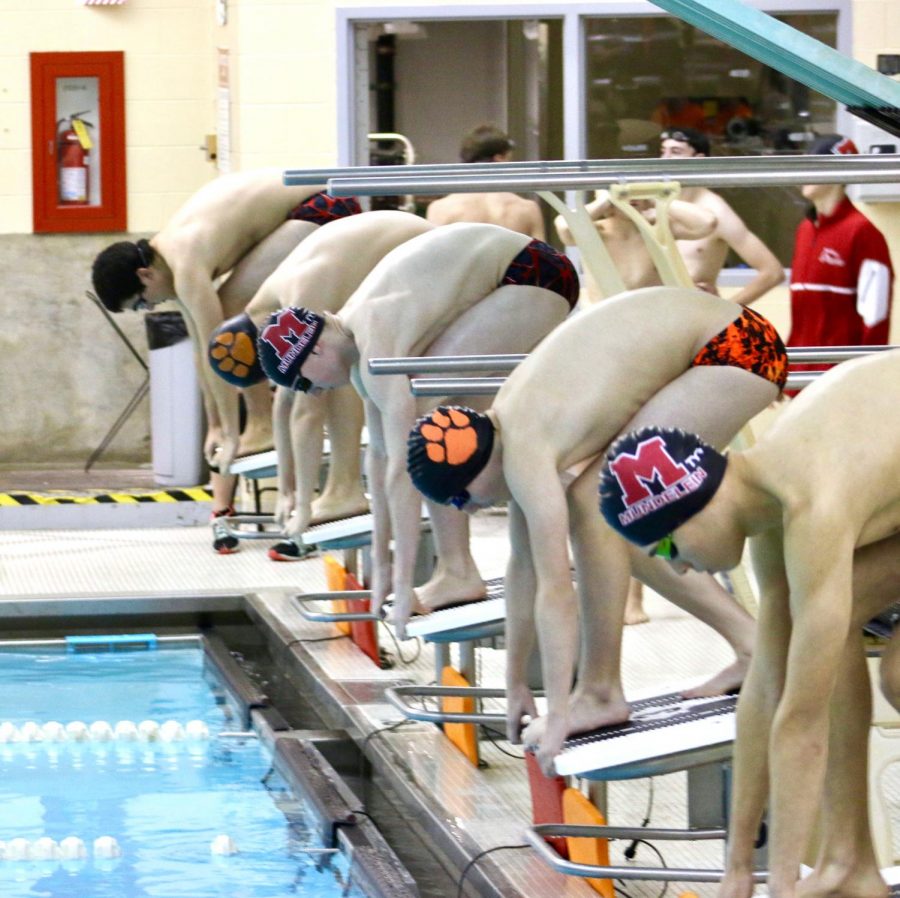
789, 196, 893, 356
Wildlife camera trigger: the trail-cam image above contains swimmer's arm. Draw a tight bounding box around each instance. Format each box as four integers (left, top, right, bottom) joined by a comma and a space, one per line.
765, 516, 855, 892
715, 206, 785, 306
720, 529, 789, 894
175, 268, 242, 465
553, 195, 610, 246
368, 376, 425, 634
504, 499, 539, 742
509, 469, 578, 774
272, 386, 297, 525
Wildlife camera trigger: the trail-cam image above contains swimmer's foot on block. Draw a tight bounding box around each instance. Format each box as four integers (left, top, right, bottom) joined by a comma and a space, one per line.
413, 572, 491, 616
309, 501, 372, 528
403, 578, 506, 637
680, 659, 748, 699
268, 539, 316, 562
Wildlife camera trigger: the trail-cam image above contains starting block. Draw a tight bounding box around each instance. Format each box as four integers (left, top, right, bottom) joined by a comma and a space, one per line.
405, 577, 506, 688
554, 691, 737, 780
301, 512, 434, 583
523, 690, 746, 887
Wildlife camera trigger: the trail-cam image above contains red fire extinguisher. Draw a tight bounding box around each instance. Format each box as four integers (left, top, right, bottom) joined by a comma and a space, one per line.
57, 111, 94, 206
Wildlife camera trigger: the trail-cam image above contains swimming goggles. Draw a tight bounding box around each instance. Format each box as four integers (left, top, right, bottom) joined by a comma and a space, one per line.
448, 489, 471, 511
653, 534, 679, 560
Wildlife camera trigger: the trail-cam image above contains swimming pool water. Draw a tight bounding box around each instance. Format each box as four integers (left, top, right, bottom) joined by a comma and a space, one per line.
0, 643, 366, 898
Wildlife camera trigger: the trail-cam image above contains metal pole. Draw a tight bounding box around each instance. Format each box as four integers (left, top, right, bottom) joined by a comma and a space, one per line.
407, 372, 822, 397
327, 156, 900, 196
284, 153, 900, 187
369, 346, 897, 377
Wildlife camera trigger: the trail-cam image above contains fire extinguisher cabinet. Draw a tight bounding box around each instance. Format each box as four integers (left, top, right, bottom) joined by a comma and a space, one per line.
144, 312, 205, 488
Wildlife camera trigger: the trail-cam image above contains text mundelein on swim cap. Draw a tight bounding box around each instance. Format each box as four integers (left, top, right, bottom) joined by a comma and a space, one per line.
618, 468, 708, 527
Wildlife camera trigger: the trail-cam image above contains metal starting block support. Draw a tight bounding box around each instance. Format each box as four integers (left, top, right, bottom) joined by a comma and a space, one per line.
523, 823, 763, 885
385, 684, 509, 727
294, 590, 381, 624
220, 512, 291, 544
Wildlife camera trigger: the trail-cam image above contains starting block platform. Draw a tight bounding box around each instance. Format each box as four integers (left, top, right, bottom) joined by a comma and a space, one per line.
405, 577, 506, 641
229, 450, 278, 480
554, 691, 737, 780
300, 513, 378, 550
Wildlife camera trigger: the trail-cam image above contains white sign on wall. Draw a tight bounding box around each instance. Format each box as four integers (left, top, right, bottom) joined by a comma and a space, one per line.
216, 48, 231, 174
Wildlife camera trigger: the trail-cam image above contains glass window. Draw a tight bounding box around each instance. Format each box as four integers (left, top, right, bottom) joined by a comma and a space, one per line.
583, 13, 839, 264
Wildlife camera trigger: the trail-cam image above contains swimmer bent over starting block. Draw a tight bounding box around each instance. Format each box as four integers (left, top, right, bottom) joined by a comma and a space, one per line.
601, 349, 900, 898
406, 286, 787, 775
258, 222, 578, 626
205, 210, 433, 556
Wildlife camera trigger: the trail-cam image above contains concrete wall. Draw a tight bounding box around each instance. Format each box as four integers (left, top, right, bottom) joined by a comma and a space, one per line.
1, 0, 899, 465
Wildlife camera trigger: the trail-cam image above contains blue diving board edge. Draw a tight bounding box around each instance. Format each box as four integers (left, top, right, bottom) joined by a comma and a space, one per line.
652, 0, 900, 135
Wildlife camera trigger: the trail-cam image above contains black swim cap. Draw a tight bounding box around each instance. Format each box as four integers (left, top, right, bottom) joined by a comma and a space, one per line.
599, 427, 727, 546
257, 307, 325, 390
208, 312, 266, 386
407, 406, 495, 504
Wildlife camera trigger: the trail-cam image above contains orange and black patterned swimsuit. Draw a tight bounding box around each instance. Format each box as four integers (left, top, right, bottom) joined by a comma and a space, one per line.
691, 306, 788, 390
287, 191, 362, 225
500, 239, 580, 310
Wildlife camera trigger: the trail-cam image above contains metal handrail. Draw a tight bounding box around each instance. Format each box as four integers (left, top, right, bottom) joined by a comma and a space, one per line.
329, 156, 900, 196
222, 513, 286, 541
294, 590, 380, 623
369, 345, 897, 376
524, 825, 768, 884
385, 684, 513, 725
283, 154, 900, 187
408, 372, 821, 396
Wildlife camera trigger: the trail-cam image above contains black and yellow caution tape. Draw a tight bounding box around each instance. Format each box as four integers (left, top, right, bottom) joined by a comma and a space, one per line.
0, 488, 213, 507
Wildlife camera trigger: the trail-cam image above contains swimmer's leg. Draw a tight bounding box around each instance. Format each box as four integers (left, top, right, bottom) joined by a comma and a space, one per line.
236, 381, 274, 456
615, 364, 777, 694
519, 459, 635, 747
284, 390, 327, 537
410, 284, 571, 611
312, 385, 369, 524
622, 364, 780, 454
798, 633, 886, 898
413, 501, 486, 613
630, 550, 754, 697
625, 578, 649, 625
